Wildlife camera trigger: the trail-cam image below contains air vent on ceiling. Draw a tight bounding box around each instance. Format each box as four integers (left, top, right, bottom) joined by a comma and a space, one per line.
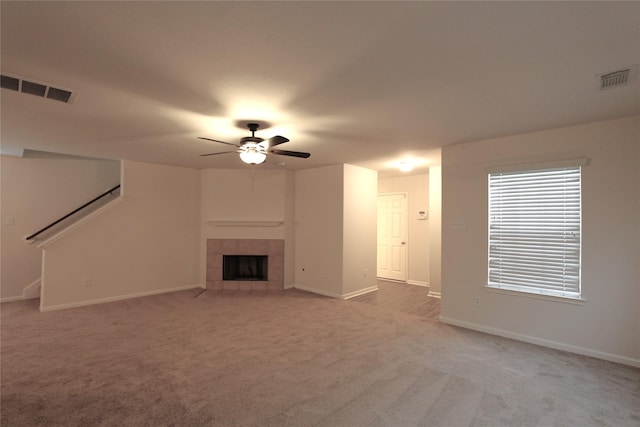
0, 73, 77, 103
598, 65, 638, 90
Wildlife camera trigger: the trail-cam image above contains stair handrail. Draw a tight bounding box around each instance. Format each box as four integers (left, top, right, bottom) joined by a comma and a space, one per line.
24, 184, 121, 242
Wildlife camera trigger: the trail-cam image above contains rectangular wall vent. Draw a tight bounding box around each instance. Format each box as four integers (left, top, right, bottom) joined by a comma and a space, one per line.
600, 69, 629, 89
0, 73, 76, 103
598, 65, 638, 91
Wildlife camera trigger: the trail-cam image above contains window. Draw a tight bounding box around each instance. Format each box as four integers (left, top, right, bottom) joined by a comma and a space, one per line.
488, 164, 583, 299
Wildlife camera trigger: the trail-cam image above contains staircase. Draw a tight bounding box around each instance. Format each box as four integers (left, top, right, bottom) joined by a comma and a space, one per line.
14, 185, 122, 303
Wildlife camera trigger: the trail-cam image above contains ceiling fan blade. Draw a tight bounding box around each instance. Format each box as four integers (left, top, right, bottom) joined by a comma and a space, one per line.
270, 149, 311, 159
262, 135, 289, 148
200, 150, 237, 157
198, 137, 240, 147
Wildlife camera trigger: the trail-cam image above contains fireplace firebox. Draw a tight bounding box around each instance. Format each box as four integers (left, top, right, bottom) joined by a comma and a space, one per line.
223, 255, 268, 281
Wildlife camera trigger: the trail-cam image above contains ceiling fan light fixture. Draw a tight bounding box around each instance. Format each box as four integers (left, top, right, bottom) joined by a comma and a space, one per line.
199, 122, 309, 163
240, 151, 266, 164
239, 144, 267, 164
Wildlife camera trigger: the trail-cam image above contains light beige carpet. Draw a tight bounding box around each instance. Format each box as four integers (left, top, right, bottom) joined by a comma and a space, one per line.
1, 289, 639, 426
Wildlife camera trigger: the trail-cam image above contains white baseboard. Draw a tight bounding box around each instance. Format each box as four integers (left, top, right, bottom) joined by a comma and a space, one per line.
376, 278, 405, 283
439, 316, 640, 368
292, 285, 342, 299
428, 291, 441, 298
407, 280, 429, 287
342, 286, 378, 299
40, 284, 202, 312
0, 295, 26, 303
1, 278, 43, 303
293, 284, 379, 300
23, 278, 42, 299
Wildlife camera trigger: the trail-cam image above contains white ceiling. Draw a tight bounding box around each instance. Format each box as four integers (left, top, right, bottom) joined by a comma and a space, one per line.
2, 1, 639, 176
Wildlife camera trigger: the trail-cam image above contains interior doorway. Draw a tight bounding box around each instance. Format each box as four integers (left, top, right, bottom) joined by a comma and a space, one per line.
377, 193, 408, 281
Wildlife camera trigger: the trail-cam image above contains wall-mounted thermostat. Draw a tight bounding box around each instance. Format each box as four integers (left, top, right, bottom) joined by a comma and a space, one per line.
417, 210, 428, 220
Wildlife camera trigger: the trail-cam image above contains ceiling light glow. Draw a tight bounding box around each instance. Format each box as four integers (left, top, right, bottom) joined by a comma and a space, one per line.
398, 161, 414, 172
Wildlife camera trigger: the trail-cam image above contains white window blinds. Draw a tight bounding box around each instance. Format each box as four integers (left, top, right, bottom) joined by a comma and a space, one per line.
488, 166, 582, 298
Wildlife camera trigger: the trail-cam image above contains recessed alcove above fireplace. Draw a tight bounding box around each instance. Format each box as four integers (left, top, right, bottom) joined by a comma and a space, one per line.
207, 239, 284, 291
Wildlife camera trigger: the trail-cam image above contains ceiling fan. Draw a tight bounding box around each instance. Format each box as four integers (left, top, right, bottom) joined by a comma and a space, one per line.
199, 123, 310, 165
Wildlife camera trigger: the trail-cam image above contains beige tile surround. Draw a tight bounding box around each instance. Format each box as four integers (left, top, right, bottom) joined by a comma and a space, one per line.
206, 239, 284, 291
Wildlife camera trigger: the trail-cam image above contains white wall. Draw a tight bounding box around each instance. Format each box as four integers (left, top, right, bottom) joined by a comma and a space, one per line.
283, 170, 296, 288
0, 155, 120, 300
378, 173, 430, 286
294, 164, 377, 298
428, 166, 442, 297
200, 168, 295, 286
40, 160, 201, 310
342, 164, 378, 296
294, 165, 345, 297
440, 115, 640, 366
201, 169, 288, 228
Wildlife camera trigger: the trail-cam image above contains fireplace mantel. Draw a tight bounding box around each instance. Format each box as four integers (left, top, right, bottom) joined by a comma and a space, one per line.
206, 220, 283, 227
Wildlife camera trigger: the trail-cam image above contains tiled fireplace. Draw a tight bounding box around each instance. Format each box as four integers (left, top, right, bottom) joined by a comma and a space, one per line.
206, 239, 285, 291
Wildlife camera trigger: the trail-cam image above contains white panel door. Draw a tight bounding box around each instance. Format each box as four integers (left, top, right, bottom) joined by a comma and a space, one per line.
377, 193, 407, 281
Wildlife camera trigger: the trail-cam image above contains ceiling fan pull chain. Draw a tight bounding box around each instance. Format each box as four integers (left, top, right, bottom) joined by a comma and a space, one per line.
251, 167, 256, 192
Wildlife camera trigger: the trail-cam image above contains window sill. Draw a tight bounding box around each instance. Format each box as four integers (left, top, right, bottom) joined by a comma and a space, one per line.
485, 286, 585, 305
